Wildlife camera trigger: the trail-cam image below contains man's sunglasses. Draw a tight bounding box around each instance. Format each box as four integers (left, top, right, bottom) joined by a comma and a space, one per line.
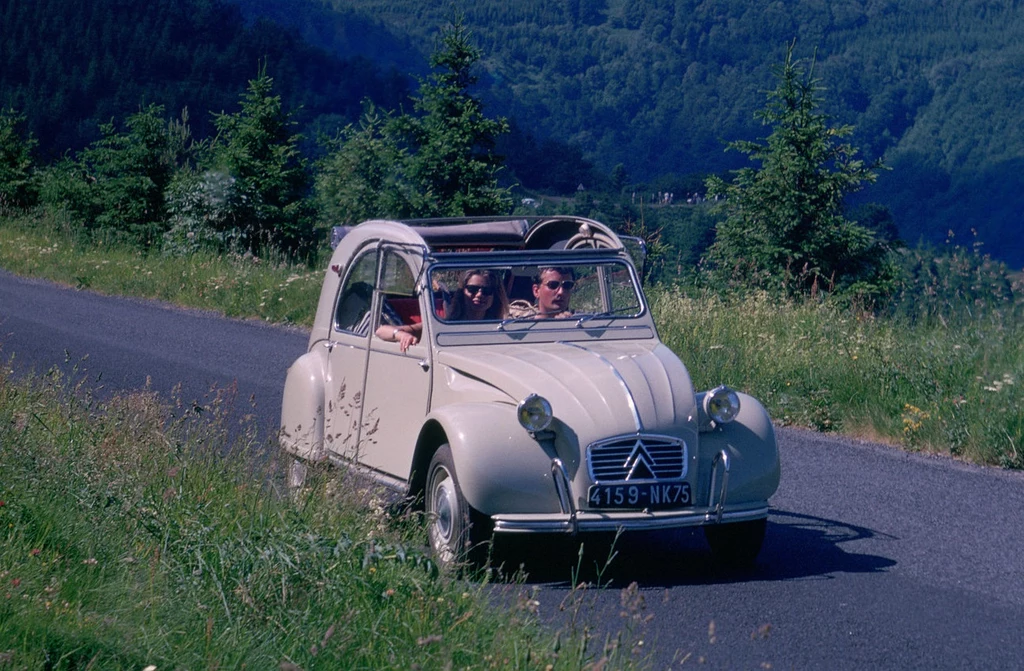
464, 285, 495, 296
542, 280, 576, 291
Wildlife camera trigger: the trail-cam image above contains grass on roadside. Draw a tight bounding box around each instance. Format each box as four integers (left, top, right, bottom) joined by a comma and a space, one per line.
0, 359, 646, 669
652, 287, 1023, 467
0, 208, 322, 327
1, 209, 1021, 467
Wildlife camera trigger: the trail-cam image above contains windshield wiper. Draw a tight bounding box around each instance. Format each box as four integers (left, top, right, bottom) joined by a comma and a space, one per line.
575, 305, 642, 327
498, 314, 539, 330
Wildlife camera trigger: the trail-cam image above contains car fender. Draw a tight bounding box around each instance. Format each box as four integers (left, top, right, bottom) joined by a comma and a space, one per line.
279, 348, 328, 462
696, 392, 780, 505
415, 403, 564, 516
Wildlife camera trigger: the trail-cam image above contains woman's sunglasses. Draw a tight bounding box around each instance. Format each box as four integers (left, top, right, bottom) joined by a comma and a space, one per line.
542, 280, 576, 291
464, 285, 495, 296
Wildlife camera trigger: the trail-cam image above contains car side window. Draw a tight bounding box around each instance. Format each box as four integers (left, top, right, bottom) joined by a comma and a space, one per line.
334, 251, 378, 334
376, 250, 420, 327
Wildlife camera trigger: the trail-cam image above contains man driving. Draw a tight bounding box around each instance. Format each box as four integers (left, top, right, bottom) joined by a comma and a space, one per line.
532, 266, 575, 318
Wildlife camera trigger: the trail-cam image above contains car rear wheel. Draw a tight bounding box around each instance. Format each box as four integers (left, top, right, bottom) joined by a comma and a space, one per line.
425, 444, 489, 571
703, 518, 766, 568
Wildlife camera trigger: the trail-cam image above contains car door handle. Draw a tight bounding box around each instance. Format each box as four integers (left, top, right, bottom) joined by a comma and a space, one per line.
418, 359, 429, 371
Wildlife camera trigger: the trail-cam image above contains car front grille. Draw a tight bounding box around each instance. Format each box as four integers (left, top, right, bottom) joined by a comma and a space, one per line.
586, 434, 688, 483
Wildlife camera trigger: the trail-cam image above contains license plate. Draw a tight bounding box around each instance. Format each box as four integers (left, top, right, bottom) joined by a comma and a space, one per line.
587, 482, 692, 509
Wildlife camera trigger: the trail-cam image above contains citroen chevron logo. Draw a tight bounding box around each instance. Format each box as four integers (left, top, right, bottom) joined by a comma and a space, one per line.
623, 439, 656, 480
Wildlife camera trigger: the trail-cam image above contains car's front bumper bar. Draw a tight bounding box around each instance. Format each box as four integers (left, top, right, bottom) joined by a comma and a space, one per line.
491, 504, 769, 534
491, 450, 767, 535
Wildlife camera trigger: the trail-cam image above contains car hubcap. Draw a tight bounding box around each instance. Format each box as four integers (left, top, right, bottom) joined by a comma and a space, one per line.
287, 458, 307, 490
432, 469, 455, 544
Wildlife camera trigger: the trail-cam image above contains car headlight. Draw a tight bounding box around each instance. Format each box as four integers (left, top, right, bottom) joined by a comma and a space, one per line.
517, 394, 553, 432
704, 385, 741, 424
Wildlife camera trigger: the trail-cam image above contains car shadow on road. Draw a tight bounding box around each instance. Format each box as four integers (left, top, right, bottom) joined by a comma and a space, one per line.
486, 508, 897, 587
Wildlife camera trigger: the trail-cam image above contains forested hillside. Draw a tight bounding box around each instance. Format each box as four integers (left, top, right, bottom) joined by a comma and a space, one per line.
2, 0, 1022, 266
258, 0, 1024, 267
0, 0, 409, 157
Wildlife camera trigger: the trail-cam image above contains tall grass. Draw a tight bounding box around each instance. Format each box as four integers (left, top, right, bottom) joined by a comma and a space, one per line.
2, 209, 1021, 467
0, 360, 642, 669
0, 208, 322, 326
652, 288, 1022, 467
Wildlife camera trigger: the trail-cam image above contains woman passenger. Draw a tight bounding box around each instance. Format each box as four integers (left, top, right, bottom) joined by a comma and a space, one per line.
378, 269, 508, 352
444, 269, 509, 321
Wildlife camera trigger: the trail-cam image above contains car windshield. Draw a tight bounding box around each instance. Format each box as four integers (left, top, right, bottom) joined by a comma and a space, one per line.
428, 260, 643, 323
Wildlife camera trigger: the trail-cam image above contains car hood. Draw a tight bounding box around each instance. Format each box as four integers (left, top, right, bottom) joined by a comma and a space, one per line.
434, 340, 699, 440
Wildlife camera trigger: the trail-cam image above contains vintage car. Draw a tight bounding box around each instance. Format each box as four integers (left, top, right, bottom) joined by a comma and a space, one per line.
281, 216, 780, 568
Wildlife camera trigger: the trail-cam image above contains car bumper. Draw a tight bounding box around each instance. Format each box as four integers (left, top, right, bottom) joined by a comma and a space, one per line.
491, 450, 768, 535
491, 503, 769, 534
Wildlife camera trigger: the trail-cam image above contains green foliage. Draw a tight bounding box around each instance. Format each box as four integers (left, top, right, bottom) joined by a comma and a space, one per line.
307, 0, 1024, 267
0, 0, 408, 160
314, 16, 512, 220
42, 104, 194, 249
705, 45, 897, 299
651, 285, 1023, 467
1, 363, 635, 669
397, 15, 512, 216
0, 109, 38, 209
891, 236, 1023, 326
176, 69, 317, 257
313, 103, 414, 225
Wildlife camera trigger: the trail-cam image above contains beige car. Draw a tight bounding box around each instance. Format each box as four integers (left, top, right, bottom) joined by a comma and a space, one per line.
281, 216, 780, 568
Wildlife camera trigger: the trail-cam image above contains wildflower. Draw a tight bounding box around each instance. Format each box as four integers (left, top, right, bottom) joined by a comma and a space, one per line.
29, 549, 40, 557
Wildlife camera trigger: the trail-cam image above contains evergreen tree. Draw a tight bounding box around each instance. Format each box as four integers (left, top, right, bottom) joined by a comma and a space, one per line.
314, 103, 413, 226
52, 104, 188, 248
0, 109, 38, 209
706, 44, 896, 298
314, 16, 512, 222
205, 67, 315, 255
399, 15, 512, 217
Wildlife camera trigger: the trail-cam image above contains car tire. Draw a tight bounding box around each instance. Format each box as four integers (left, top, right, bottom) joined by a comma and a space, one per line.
425, 444, 489, 571
703, 518, 767, 568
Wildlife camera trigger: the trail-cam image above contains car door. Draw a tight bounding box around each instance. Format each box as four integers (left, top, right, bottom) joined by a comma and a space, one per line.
359, 247, 432, 479
323, 246, 378, 462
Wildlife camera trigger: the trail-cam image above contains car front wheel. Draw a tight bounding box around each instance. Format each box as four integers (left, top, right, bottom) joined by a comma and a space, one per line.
425, 444, 489, 570
703, 518, 767, 568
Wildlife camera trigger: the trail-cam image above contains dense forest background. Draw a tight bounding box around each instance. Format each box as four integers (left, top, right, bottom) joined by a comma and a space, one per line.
2, 0, 1022, 267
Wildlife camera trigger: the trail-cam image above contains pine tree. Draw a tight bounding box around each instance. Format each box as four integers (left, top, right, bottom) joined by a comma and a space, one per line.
0, 109, 38, 209
314, 103, 412, 226
706, 44, 896, 299
314, 15, 512, 221
399, 15, 511, 217
206, 67, 315, 255
54, 104, 187, 248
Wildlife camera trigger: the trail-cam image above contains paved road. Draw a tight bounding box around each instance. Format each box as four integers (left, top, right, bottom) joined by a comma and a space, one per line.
3, 269, 1022, 670
0, 269, 304, 441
